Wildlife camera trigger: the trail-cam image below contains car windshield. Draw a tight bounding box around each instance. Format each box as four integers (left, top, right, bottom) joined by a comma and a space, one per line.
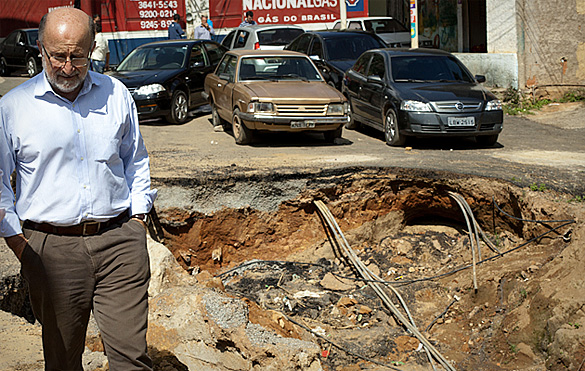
239, 56, 323, 81
363, 19, 408, 33
324, 35, 385, 61
117, 45, 187, 71
391, 55, 475, 83
26, 30, 39, 45
257, 28, 305, 46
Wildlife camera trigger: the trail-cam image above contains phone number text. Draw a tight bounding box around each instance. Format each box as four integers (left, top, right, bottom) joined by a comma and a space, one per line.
140, 20, 174, 29
137, 1, 178, 9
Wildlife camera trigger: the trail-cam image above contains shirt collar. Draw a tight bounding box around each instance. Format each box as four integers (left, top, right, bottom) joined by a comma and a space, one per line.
34, 71, 101, 101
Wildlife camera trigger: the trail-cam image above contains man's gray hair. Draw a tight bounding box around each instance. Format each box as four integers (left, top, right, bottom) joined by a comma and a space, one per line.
38, 11, 96, 45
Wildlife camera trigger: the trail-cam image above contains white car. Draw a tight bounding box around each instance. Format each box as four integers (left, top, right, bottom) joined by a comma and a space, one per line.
220, 24, 305, 50
331, 17, 433, 48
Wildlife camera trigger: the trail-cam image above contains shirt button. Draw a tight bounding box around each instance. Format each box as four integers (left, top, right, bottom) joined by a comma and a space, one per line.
80, 157, 84, 161
83, 185, 87, 189
77, 129, 80, 133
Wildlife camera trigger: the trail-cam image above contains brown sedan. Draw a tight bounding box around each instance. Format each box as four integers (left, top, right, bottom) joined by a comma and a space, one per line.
203, 49, 348, 144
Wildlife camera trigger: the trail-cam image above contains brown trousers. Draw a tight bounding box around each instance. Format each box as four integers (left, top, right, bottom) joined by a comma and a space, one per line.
21, 218, 152, 371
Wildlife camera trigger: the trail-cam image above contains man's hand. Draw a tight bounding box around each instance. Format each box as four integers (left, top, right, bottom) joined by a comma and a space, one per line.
5, 234, 28, 261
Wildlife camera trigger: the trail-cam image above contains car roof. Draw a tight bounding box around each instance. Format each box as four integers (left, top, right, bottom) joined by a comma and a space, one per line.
137, 39, 214, 47
334, 17, 398, 22
373, 48, 455, 57
235, 24, 304, 31
304, 29, 381, 38
226, 49, 308, 57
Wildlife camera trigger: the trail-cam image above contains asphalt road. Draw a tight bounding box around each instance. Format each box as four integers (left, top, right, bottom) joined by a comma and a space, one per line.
1, 75, 584, 195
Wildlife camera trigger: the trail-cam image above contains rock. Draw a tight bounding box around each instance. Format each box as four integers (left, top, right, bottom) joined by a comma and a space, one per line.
394, 240, 412, 255
358, 305, 372, 315
320, 272, 356, 291
336, 297, 358, 308
516, 342, 538, 363
366, 262, 380, 277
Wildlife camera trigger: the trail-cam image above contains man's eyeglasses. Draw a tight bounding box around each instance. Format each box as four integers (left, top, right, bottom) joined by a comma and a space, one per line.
41, 44, 90, 68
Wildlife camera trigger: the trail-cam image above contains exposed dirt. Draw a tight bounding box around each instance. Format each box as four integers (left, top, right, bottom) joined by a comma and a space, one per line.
157, 168, 585, 370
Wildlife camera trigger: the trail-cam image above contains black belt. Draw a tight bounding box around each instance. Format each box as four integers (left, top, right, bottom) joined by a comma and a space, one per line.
23, 211, 129, 236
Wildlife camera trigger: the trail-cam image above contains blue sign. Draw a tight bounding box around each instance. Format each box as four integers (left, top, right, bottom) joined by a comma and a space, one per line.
346, 0, 364, 12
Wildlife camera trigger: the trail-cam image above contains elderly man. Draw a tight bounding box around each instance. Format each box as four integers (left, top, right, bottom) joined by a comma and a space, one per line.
0, 8, 156, 370
193, 14, 214, 40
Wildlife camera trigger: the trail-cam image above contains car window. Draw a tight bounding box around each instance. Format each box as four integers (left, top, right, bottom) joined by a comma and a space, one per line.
4, 31, 18, 46
217, 55, 237, 81
294, 34, 312, 54
204, 42, 227, 65
364, 19, 408, 33
221, 31, 235, 49
332, 22, 340, 30
391, 55, 474, 82
257, 28, 304, 47
309, 38, 324, 59
367, 54, 385, 78
16, 32, 25, 45
324, 34, 385, 61
352, 53, 370, 76
117, 45, 186, 71
239, 56, 322, 81
190, 44, 207, 66
234, 30, 250, 49
348, 22, 362, 30
26, 30, 39, 45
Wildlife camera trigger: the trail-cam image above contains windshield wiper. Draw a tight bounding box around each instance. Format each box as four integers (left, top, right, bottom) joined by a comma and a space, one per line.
394, 79, 427, 83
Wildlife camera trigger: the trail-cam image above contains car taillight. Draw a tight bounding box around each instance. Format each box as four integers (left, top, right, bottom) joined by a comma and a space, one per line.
254, 42, 260, 50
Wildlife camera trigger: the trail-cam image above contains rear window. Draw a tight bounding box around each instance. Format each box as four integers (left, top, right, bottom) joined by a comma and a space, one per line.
257, 28, 305, 46
324, 34, 385, 61
364, 19, 408, 33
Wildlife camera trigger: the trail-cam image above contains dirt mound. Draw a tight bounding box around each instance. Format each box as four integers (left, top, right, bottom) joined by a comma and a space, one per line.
158, 168, 584, 369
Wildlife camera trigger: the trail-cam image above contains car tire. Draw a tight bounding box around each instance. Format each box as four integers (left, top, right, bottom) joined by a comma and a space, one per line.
0, 57, 9, 76
211, 103, 227, 130
232, 108, 253, 145
167, 90, 189, 124
345, 100, 360, 130
26, 56, 39, 77
476, 134, 499, 147
324, 126, 343, 143
384, 108, 406, 147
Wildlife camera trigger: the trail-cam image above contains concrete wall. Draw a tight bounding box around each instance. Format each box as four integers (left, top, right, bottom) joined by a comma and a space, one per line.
455, 53, 519, 89
517, 0, 585, 88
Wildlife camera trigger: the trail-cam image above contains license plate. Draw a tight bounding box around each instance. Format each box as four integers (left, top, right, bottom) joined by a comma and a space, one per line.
447, 117, 475, 127
291, 121, 316, 129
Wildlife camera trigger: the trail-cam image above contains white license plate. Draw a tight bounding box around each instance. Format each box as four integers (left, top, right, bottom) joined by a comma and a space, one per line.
447, 117, 475, 127
291, 121, 316, 129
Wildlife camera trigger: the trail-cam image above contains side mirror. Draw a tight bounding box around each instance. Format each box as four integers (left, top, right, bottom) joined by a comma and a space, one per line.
191, 61, 204, 68
475, 75, 486, 83
309, 55, 322, 62
367, 75, 383, 84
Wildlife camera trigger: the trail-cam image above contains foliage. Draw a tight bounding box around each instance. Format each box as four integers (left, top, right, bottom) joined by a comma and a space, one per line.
502, 87, 585, 115
529, 183, 548, 192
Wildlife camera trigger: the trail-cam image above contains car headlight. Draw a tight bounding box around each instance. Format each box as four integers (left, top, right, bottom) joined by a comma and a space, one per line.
485, 99, 503, 111
327, 103, 345, 115
248, 102, 274, 113
400, 100, 432, 112
134, 84, 166, 95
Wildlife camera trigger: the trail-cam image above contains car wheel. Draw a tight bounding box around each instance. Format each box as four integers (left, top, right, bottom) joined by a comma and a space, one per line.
0, 57, 10, 76
211, 103, 227, 129
26, 56, 39, 77
324, 126, 343, 143
232, 108, 253, 145
345, 101, 360, 130
167, 90, 189, 124
384, 108, 406, 146
476, 134, 499, 147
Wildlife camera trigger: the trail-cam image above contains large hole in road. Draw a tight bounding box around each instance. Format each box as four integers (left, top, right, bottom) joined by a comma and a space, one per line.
152, 167, 580, 369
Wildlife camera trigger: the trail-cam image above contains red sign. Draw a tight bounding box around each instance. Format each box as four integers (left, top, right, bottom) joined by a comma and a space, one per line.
102, 0, 186, 32
211, 0, 368, 28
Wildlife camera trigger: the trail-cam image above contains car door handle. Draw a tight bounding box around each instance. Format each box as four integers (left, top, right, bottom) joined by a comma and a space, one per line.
217, 83, 222, 87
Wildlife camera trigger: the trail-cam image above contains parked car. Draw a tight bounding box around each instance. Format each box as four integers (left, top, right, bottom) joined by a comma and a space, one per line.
220, 24, 305, 50
332, 17, 433, 48
108, 39, 227, 124
0, 28, 41, 77
203, 49, 348, 145
343, 48, 503, 146
285, 30, 386, 90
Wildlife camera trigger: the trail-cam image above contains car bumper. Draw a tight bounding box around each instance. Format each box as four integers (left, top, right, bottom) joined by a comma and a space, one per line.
398, 110, 504, 137
134, 96, 171, 120
238, 112, 348, 132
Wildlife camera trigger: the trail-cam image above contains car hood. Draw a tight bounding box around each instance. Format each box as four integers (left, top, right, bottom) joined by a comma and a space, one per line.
328, 60, 356, 73
395, 82, 493, 102
108, 69, 182, 88
243, 81, 345, 102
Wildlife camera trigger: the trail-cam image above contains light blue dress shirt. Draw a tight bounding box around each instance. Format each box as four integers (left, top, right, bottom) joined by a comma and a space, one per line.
0, 71, 157, 237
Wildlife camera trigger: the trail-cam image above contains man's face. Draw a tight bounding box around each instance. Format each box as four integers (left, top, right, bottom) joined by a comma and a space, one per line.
246, 14, 253, 22
202, 16, 208, 24
39, 20, 93, 96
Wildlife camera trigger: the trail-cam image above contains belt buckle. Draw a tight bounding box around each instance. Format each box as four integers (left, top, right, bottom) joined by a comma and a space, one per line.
82, 221, 101, 235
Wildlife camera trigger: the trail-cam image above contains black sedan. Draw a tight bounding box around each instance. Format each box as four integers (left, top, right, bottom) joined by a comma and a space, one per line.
285, 30, 386, 91
0, 28, 42, 77
343, 48, 503, 146
108, 40, 228, 124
